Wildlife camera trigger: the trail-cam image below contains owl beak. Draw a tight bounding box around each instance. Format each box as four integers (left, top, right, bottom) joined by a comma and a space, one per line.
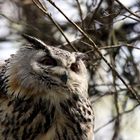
60, 72, 68, 84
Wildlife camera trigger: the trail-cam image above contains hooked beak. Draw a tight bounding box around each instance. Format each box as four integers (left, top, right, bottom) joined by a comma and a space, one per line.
60, 72, 68, 84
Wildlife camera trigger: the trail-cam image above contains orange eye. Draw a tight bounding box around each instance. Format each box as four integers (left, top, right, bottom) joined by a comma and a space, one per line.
70, 63, 79, 72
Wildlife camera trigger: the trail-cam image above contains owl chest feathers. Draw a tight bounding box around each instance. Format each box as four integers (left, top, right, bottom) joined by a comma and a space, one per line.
0, 93, 94, 140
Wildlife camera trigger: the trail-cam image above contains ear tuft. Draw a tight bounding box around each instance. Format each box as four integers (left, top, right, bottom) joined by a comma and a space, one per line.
22, 34, 47, 50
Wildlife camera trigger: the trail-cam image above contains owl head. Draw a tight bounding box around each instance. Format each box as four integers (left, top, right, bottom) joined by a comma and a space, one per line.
5, 35, 88, 102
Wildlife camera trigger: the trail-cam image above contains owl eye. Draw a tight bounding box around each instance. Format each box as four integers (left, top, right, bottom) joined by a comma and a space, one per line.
39, 56, 57, 66
70, 63, 79, 72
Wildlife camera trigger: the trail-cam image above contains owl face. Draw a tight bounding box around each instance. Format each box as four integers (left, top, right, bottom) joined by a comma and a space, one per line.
6, 35, 88, 101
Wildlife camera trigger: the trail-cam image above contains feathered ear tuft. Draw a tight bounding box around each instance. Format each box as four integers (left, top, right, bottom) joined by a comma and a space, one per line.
22, 34, 47, 50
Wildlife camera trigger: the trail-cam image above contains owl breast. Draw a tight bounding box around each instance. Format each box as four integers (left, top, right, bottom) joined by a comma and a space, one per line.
0, 93, 94, 140
38, 94, 94, 140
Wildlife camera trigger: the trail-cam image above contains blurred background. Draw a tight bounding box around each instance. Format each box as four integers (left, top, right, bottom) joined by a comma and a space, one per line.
0, 0, 140, 139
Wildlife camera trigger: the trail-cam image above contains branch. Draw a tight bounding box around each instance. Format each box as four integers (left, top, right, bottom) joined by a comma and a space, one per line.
75, 0, 84, 28
82, 42, 140, 53
111, 47, 120, 140
32, 0, 77, 51
95, 103, 139, 133
115, 0, 140, 21
88, 0, 104, 26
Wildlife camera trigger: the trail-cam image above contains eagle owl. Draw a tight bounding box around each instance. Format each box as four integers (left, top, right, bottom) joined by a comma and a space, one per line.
0, 35, 94, 140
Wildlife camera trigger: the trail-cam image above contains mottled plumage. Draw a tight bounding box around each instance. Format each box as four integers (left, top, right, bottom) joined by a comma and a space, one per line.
0, 35, 94, 140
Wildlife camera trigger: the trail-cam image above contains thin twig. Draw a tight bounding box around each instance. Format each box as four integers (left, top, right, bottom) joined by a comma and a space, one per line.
88, 0, 104, 26
111, 45, 120, 140
81, 41, 140, 53
32, 0, 77, 51
100, 44, 140, 50
121, 14, 140, 22
75, 0, 84, 29
115, 0, 140, 21
95, 103, 139, 133
0, 13, 43, 34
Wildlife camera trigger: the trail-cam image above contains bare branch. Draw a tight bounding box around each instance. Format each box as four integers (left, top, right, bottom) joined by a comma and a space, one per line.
82, 41, 140, 53
115, 0, 140, 21
75, 0, 84, 28
95, 103, 139, 133
88, 0, 104, 26
32, 0, 77, 51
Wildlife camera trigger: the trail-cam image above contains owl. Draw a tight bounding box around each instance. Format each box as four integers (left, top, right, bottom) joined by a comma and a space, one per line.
0, 34, 94, 140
